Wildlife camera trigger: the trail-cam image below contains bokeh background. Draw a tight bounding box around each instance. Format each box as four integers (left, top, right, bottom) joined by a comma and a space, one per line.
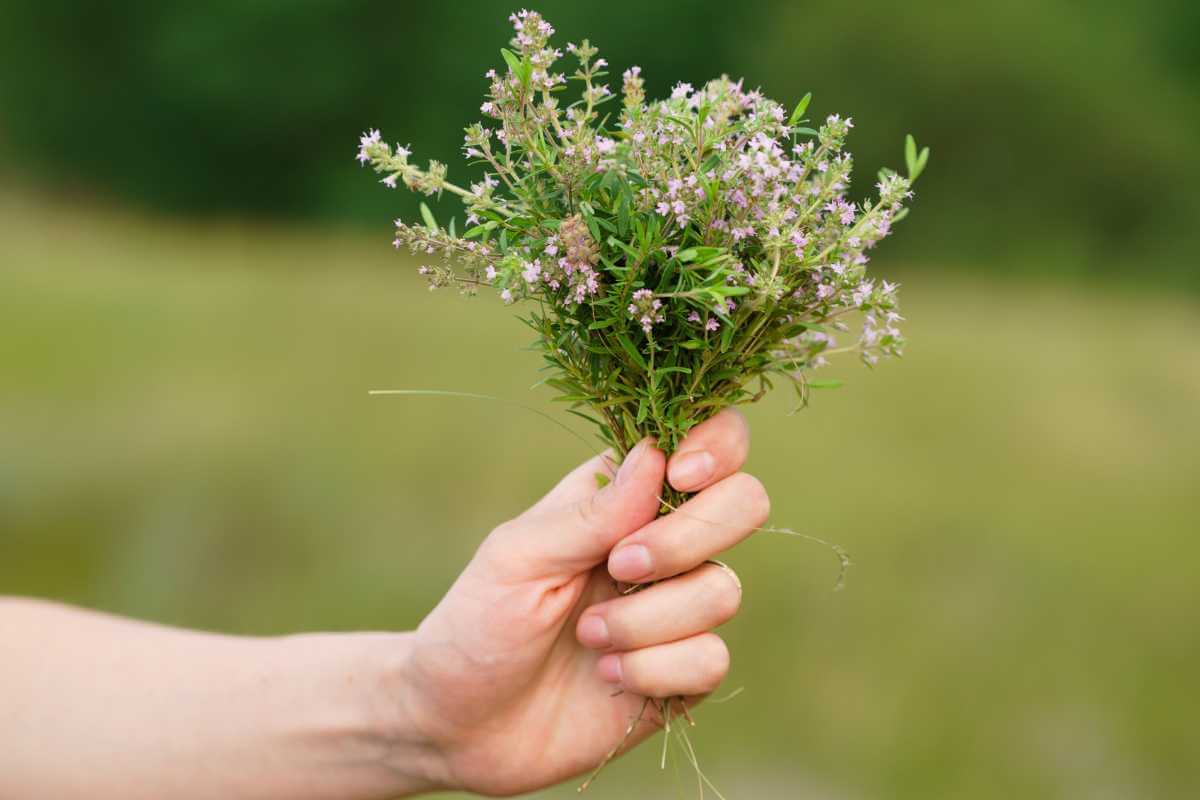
2, 1, 1198, 798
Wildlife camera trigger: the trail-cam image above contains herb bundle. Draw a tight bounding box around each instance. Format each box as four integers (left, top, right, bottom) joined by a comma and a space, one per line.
357, 9, 927, 510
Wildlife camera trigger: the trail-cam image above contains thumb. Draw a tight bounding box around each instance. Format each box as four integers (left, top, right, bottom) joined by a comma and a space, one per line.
486, 439, 665, 581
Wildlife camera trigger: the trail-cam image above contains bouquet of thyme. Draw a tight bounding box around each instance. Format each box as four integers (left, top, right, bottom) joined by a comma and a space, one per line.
358, 9, 927, 512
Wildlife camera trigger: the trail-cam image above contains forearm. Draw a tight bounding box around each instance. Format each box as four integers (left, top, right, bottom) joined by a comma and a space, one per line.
0, 598, 443, 800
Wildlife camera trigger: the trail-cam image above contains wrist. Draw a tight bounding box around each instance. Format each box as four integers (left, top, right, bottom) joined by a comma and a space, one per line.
345, 631, 453, 796
269, 631, 450, 798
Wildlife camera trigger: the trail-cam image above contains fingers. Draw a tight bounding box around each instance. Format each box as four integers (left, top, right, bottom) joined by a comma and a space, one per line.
666, 409, 750, 493
483, 439, 665, 580
576, 562, 742, 651
607, 472, 769, 584
596, 633, 730, 697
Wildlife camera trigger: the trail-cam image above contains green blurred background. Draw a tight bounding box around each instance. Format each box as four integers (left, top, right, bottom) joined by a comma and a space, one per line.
1, 1, 1198, 798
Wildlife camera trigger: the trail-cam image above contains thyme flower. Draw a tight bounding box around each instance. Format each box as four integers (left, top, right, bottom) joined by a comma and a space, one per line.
357, 9, 930, 460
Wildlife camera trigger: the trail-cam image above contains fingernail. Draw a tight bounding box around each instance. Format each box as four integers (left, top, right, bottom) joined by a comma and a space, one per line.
609, 544, 653, 582
578, 615, 611, 649
669, 450, 715, 489
615, 441, 646, 486
708, 559, 743, 594
597, 653, 623, 684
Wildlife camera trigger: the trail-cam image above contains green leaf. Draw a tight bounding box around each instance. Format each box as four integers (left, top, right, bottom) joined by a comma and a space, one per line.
719, 321, 736, 351
903, 134, 930, 180
788, 92, 812, 127
599, 253, 626, 273
714, 285, 751, 297
584, 215, 601, 242
419, 202, 437, 232
615, 333, 648, 370
500, 48, 522, 75
807, 379, 845, 389
616, 191, 631, 237
656, 260, 677, 291
463, 220, 498, 239
606, 236, 641, 261
914, 146, 930, 181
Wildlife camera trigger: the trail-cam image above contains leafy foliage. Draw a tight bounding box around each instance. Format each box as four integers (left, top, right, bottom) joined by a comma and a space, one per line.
358, 10, 927, 463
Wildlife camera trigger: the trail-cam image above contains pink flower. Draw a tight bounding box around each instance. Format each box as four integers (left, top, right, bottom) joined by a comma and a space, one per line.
356, 128, 381, 164
628, 289, 664, 332
852, 281, 873, 307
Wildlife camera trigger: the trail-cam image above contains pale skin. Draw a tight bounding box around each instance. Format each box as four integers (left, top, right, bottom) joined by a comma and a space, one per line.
0, 409, 767, 798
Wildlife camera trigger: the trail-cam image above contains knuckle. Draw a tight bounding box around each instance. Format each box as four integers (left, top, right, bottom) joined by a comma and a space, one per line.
489, 517, 521, 542
697, 634, 731, 689
475, 519, 518, 563
724, 408, 751, 458
704, 566, 742, 622
574, 491, 602, 528
730, 472, 770, 526
573, 491, 612, 545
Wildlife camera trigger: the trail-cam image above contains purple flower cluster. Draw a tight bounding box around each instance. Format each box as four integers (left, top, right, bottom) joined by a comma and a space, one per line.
628, 289, 664, 333
357, 9, 928, 426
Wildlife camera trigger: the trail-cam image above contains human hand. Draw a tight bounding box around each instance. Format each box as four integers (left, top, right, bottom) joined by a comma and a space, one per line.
397, 409, 768, 796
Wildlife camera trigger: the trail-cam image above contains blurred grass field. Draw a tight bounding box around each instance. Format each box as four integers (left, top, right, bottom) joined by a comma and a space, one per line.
2, 191, 1198, 799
